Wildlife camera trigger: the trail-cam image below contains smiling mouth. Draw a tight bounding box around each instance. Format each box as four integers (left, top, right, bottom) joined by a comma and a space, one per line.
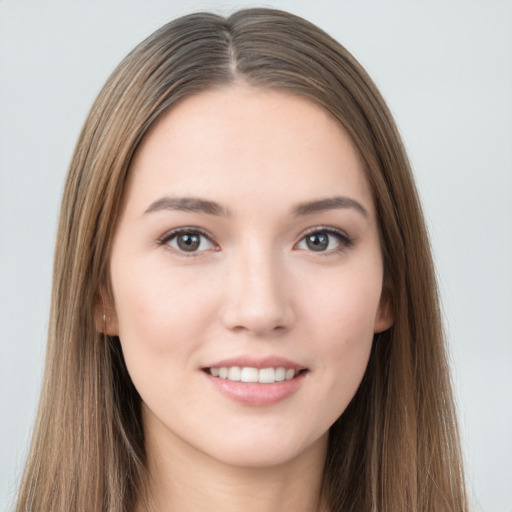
204, 366, 307, 384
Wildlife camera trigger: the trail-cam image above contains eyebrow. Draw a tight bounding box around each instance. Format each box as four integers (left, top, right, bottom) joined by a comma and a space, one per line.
292, 196, 368, 218
144, 196, 230, 216
143, 195, 368, 218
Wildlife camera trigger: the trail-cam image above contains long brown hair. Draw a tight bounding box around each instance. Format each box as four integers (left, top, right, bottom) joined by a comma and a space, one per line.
15, 8, 468, 511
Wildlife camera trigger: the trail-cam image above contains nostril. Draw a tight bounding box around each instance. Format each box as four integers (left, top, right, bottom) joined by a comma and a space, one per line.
223, 320, 291, 337
222, 305, 292, 335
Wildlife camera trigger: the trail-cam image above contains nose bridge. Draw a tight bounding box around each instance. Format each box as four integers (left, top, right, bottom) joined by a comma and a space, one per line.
222, 239, 292, 335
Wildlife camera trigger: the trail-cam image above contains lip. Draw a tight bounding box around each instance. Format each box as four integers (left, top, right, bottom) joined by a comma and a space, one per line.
203, 356, 306, 371
202, 355, 308, 407
204, 371, 307, 406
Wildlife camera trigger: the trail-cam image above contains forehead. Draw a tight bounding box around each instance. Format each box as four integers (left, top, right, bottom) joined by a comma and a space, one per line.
125, 85, 374, 216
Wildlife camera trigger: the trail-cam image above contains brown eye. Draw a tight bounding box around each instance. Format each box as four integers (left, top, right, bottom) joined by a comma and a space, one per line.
296, 228, 352, 253
164, 230, 215, 254
177, 233, 201, 251
305, 232, 329, 251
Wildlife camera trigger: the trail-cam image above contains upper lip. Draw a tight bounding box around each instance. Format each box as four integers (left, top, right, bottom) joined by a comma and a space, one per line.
203, 356, 307, 371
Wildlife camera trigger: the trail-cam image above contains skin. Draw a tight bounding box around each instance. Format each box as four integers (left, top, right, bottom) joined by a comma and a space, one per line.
104, 84, 392, 512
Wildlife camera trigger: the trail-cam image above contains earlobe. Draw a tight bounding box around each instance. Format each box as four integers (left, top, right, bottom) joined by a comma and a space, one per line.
374, 293, 394, 333
94, 286, 119, 336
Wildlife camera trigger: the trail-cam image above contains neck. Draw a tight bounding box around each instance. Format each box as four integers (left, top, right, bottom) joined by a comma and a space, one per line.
138, 415, 329, 512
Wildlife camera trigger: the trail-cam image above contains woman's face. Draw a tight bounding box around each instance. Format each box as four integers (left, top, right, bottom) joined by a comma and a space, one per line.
107, 85, 392, 469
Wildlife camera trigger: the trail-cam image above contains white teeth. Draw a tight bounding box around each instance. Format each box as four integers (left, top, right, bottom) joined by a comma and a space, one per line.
227, 366, 241, 381
258, 367, 275, 384
285, 368, 295, 380
275, 367, 286, 381
208, 366, 298, 383
240, 367, 259, 383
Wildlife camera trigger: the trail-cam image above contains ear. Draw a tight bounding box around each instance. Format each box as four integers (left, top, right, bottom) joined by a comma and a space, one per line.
374, 290, 394, 333
94, 285, 119, 336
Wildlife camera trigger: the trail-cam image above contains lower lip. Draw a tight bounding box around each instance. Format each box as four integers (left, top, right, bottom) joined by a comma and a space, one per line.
204, 371, 307, 407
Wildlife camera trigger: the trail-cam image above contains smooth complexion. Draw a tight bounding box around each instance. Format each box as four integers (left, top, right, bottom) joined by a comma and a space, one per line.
104, 85, 392, 512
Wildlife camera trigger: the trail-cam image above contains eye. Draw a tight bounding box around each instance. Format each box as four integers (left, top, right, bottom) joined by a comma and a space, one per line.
296, 228, 352, 253
160, 228, 216, 254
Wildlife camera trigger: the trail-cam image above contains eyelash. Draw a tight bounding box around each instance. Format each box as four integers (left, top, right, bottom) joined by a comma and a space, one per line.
157, 227, 218, 257
157, 226, 353, 257
297, 226, 354, 255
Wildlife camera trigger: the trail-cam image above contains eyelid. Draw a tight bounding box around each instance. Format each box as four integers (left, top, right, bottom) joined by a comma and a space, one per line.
295, 226, 354, 254
157, 226, 219, 256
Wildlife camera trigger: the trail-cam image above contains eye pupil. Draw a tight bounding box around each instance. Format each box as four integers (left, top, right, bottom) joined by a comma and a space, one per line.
306, 232, 329, 251
177, 233, 200, 251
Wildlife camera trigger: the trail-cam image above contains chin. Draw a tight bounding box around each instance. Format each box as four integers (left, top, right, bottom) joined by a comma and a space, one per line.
199, 428, 328, 469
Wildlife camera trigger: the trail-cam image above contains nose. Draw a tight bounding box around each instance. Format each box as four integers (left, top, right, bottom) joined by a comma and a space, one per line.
222, 246, 295, 337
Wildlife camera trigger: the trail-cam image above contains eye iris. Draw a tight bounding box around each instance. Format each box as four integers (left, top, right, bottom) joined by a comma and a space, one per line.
306, 232, 329, 251
177, 233, 200, 251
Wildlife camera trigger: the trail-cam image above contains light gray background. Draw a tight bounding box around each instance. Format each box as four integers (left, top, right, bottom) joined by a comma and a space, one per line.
1, 1, 511, 511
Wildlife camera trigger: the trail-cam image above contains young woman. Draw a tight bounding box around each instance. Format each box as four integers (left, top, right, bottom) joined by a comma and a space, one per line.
14, 8, 468, 512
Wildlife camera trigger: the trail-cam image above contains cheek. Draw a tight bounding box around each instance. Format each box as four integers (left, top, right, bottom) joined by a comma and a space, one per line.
109, 260, 223, 418
306, 262, 383, 343
315, 289, 376, 380
111, 258, 219, 358
301, 261, 382, 406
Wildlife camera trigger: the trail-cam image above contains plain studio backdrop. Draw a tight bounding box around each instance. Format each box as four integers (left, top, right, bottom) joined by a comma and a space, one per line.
0, 1, 511, 511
